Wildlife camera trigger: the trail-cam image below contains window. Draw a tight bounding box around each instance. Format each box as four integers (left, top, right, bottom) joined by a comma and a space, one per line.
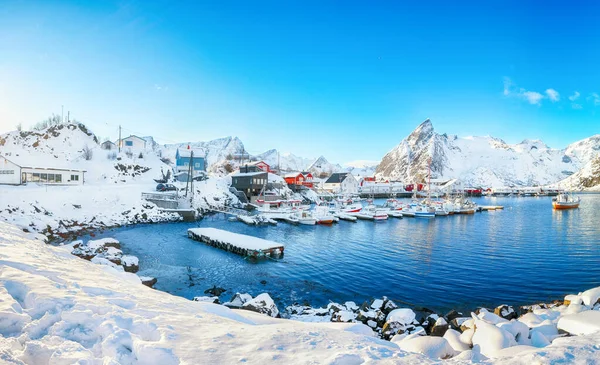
125, 141, 133, 146
71, 174, 79, 181
194, 163, 200, 168
0, 170, 14, 174
40, 173, 47, 182
55, 174, 62, 183
32, 173, 40, 182
48, 174, 55, 183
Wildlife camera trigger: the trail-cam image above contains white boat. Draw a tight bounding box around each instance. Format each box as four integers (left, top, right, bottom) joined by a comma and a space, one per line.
404, 203, 435, 218
313, 205, 336, 224
291, 210, 317, 225
363, 204, 388, 220
387, 210, 403, 218
552, 193, 580, 210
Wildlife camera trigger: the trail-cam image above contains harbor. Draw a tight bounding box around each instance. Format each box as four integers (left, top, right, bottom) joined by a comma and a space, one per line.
187, 227, 284, 258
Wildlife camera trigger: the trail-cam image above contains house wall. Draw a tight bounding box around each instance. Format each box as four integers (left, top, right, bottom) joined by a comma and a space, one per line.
21, 168, 85, 185
341, 176, 358, 194
0, 158, 21, 185
176, 156, 206, 172
120, 137, 146, 152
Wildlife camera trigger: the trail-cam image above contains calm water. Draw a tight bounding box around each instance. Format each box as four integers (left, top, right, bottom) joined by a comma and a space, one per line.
85, 195, 600, 312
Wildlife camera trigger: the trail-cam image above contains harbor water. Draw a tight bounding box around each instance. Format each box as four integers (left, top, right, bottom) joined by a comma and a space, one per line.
84, 195, 600, 312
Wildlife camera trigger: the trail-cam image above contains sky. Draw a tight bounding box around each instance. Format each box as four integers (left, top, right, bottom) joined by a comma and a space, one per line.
1, 0, 599, 165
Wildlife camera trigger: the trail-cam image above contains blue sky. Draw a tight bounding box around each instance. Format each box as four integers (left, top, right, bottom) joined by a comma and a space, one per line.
1, 0, 599, 164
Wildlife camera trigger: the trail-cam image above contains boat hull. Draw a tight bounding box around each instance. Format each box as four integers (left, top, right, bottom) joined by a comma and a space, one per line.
552, 202, 579, 210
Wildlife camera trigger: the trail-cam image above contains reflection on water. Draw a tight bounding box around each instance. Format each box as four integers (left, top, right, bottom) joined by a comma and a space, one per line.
86, 195, 600, 312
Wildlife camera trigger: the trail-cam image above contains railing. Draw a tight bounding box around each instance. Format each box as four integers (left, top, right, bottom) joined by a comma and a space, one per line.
141, 192, 178, 201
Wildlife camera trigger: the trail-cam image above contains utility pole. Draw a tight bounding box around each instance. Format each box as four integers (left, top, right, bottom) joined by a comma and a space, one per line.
67, 111, 70, 123
61, 105, 64, 124
118, 125, 122, 153
277, 151, 280, 174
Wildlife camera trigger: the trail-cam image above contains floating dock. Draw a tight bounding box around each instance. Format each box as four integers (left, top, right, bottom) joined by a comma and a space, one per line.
188, 228, 284, 258
480, 205, 505, 211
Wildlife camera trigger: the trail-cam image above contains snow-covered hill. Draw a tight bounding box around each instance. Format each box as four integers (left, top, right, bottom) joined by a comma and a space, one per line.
556, 155, 600, 191
162, 136, 246, 168
253, 149, 343, 176
376, 119, 600, 187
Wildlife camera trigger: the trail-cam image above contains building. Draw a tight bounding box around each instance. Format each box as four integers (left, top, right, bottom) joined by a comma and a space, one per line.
116, 135, 147, 153
239, 160, 271, 173
230, 171, 268, 201
323, 172, 358, 194
0, 155, 86, 185
284, 172, 314, 190
101, 141, 116, 150
175, 148, 206, 173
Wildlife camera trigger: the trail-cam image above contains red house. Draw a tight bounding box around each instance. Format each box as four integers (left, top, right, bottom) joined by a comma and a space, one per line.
284, 172, 314, 189
301, 171, 314, 188
247, 160, 271, 173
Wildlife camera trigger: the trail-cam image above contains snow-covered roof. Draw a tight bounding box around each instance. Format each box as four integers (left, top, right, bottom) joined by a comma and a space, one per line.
1, 155, 87, 172
232, 171, 267, 177
177, 148, 204, 158
119, 135, 146, 142
284, 172, 303, 178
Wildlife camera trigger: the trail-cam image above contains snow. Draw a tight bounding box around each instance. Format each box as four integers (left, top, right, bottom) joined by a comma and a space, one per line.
386, 308, 416, 324
397, 336, 456, 359
188, 228, 284, 251
375, 119, 600, 188
580, 286, 600, 306
557, 310, 600, 335
471, 317, 517, 357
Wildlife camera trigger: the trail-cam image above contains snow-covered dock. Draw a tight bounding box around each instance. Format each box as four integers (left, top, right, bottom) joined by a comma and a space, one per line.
187, 227, 284, 258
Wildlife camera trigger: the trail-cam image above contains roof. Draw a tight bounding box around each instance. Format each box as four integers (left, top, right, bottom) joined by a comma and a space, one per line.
232, 171, 268, 177
301, 171, 312, 176
119, 135, 146, 142
284, 172, 303, 178
177, 148, 204, 158
101, 140, 116, 145
248, 160, 268, 166
325, 172, 349, 184
0, 155, 87, 172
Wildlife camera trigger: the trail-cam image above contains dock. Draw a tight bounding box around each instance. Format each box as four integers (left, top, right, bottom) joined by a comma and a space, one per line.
187, 228, 284, 258
480, 205, 504, 211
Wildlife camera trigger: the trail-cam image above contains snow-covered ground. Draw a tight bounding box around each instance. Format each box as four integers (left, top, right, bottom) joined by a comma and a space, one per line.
1, 222, 599, 364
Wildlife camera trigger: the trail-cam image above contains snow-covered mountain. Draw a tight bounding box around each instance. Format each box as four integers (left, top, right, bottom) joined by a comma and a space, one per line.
254, 149, 313, 172
162, 136, 245, 168
376, 119, 600, 187
306, 156, 343, 177
557, 155, 600, 191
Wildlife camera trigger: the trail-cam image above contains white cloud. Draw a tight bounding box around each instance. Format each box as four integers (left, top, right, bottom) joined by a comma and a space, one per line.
545, 88, 559, 102
503, 77, 546, 105
572, 103, 583, 110
589, 92, 600, 106
521, 90, 544, 105
568, 91, 580, 101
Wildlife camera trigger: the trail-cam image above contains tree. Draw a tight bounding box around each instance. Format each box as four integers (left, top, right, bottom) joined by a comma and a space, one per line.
33, 113, 63, 131
82, 145, 93, 160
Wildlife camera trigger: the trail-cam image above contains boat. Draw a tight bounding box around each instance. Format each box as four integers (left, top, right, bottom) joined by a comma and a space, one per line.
313, 205, 337, 224
364, 203, 389, 220
403, 203, 435, 218
552, 193, 580, 210
291, 210, 317, 225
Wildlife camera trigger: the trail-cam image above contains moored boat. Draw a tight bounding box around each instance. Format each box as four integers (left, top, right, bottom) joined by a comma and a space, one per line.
552, 193, 580, 210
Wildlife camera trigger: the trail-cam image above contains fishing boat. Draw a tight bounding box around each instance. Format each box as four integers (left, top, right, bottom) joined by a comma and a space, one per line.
291, 210, 317, 225
403, 203, 435, 218
552, 193, 580, 210
313, 205, 336, 225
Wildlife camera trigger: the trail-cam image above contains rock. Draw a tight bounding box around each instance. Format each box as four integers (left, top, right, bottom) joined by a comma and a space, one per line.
580, 286, 600, 306
260, 280, 267, 285
397, 336, 457, 360
450, 317, 471, 331
431, 317, 449, 337
564, 294, 582, 306
331, 310, 356, 323
204, 285, 227, 297
471, 317, 517, 358
494, 305, 518, 320
557, 310, 600, 335
386, 308, 416, 325
140, 276, 157, 288
242, 293, 280, 318
497, 320, 530, 345
381, 297, 398, 314
344, 301, 358, 311
223, 293, 252, 308
121, 255, 139, 273
445, 309, 461, 322
443, 328, 470, 352
327, 302, 344, 314
477, 308, 508, 324
370, 299, 384, 310
193, 296, 220, 304
459, 318, 475, 332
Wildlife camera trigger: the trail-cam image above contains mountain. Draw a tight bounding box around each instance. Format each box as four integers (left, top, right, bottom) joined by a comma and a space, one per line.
557, 155, 600, 191
306, 156, 343, 177
254, 149, 313, 172
162, 136, 245, 168
376, 119, 600, 187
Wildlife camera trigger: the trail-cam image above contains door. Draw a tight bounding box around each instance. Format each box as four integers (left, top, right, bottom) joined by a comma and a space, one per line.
21, 172, 27, 184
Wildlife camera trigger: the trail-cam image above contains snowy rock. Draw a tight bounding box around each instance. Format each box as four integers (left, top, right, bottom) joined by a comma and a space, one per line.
557, 310, 600, 335
344, 301, 358, 311
450, 317, 471, 331
223, 293, 252, 308
386, 308, 416, 324
242, 293, 280, 318
530, 330, 551, 348
459, 328, 475, 346
497, 320, 530, 345
193, 296, 220, 304
443, 328, 471, 352
430, 317, 449, 337
140, 276, 158, 288
471, 317, 517, 358
564, 294, 583, 306
477, 308, 508, 325
459, 318, 475, 332
494, 304, 518, 320
370, 299, 384, 310
204, 285, 226, 297
580, 286, 600, 306
331, 310, 357, 323
398, 336, 457, 360
121, 255, 139, 273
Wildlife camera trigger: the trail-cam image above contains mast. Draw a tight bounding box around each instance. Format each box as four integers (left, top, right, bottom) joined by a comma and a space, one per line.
428, 157, 432, 202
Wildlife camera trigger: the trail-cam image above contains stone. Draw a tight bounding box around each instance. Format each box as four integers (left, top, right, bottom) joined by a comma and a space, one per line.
445, 309, 461, 322
331, 310, 357, 323
382, 297, 399, 314
327, 302, 344, 314
431, 317, 449, 337
494, 305, 518, 320
224, 292, 252, 308
450, 317, 471, 331
242, 293, 280, 318
193, 296, 220, 304
260, 280, 267, 285
204, 285, 227, 297
121, 255, 139, 273
140, 276, 158, 288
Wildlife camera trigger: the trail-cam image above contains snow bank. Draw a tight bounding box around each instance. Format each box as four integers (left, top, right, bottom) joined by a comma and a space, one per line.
557, 311, 600, 335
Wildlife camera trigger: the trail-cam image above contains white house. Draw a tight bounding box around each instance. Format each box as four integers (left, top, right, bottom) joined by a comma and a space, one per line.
116, 135, 146, 153
323, 172, 358, 194
0, 155, 86, 185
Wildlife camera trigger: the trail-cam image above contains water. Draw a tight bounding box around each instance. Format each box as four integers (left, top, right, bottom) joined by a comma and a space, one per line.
84, 195, 600, 312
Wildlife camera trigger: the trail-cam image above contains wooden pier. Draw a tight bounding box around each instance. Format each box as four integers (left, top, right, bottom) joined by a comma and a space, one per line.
187, 228, 284, 258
